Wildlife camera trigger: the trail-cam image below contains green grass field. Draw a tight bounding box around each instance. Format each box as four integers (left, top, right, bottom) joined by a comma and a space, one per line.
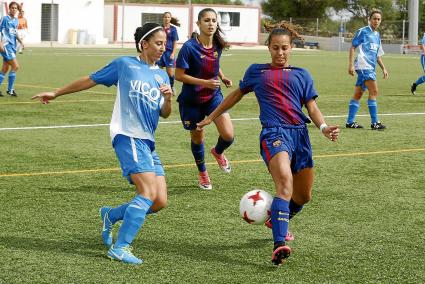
0, 48, 424, 283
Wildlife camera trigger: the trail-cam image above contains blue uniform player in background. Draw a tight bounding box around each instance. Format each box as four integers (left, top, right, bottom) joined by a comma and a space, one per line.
0, 1, 23, 97
157, 12, 179, 93
176, 8, 234, 190
32, 23, 173, 265
197, 22, 340, 266
346, 9, 388, 130
410, 33, 425, 95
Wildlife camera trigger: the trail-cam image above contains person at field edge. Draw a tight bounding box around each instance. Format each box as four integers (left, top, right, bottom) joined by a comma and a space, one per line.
175, 8, 234, 190
346, 9, 388, 130
410, 33, 425, 95
157, 11, 179, 94
32, 23, 173, 265
0, 2, 24, 97
17, 8, 28, 54
197, 22, 340, 266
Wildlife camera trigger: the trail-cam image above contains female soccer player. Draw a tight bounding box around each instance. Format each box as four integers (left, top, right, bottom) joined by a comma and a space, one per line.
346, 9, 388, 130
410, 33, 425, 95
0, 2, 23, 97
157, 12, 179, 93
32, 23, 173, 265
197, 22, 340, 266
175, 8, 234, 190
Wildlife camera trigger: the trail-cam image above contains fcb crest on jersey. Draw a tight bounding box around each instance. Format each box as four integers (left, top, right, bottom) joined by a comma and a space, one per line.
213, 51, 218, 58
184, 121, 191, 127
272, 140, 282, 147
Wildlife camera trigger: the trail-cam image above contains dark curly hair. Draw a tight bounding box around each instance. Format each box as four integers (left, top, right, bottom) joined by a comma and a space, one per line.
264, 21, 304, 45
134, 23, 164, 52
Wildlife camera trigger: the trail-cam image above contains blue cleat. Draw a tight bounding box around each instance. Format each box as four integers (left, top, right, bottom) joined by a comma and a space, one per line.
107, 245, 143, 265
100, 207, 113, 248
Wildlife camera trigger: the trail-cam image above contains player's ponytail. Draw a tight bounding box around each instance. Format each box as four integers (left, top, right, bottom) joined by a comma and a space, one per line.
264, 21, 304, 46
163, 11, 181, 27
198, 8, 229, 50
134, 23, 163, 52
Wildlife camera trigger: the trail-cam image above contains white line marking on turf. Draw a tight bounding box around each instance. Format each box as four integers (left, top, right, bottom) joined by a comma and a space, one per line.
1, 112, 425, 131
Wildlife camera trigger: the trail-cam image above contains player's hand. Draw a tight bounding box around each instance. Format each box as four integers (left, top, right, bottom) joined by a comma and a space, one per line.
322, 125, 340, 142
221, 77, 232, 88
159, 84, 173, 99
31, 92, 57, 104
170, 53, 175, 60
348, 65, 355, 76
196, 117, 213, 131
382, 69, 388, 79
204, 79, 221, 90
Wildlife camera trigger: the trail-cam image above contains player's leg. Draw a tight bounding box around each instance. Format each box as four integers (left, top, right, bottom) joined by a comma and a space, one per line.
190, 128, 211, 190
268, 151, 293, 265
0, 60, 10, 96
346, 72, 365, 128
411, 54, 425, 95
365, 79, 385, 130
166, 66, 175, 91
291, 167, 314, 218
6, 58, 19, 96
211, 113, 233, 173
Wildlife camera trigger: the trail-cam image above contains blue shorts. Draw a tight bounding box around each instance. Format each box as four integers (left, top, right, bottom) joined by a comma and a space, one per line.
420, 54, 425, 72
112, 134, 164, 184
355, 69, 376, 91
157, 50, 175, 68
1, 44, 16, 62
260, 125, 313, 173
178, 93, 223, 130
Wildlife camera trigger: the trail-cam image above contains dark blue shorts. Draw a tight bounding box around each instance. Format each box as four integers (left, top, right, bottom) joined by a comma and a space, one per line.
355, 69, 376, 91
178, 93, 224, 130
260, 125, 313, 173
157, 50, 175, 68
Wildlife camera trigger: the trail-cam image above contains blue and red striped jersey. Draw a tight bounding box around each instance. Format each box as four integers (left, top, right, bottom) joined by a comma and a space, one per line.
239, 64, 318, 126
176, 38, 222, 104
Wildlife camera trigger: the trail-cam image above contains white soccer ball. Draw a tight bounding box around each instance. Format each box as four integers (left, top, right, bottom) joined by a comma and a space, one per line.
239, 189, 273, 225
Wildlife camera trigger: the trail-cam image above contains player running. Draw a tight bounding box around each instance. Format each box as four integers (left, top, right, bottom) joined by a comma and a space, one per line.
175, 8, 234, 190
197, 21, 340, 266
410, 33, 425, 95
345, 9, 388, 130
32, 23, 173, 265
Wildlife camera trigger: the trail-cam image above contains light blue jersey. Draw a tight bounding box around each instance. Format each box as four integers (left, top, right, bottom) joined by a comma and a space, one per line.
90, 56, 170, 142
0, 15, 18, 48
352, 26, 384, 70
421, 33, 425, 55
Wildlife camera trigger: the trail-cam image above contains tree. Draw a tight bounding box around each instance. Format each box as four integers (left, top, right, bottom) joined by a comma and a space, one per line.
330, 0, 398, 20
262, 0, 334, 20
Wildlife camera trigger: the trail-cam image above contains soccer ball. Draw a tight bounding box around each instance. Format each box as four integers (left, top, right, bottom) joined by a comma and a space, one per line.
239, 189, 273, 225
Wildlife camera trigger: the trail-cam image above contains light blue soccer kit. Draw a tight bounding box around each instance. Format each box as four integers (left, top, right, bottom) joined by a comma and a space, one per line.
90, 56, 169, 262
0, 15, 19, 93
347, 25, 384, 125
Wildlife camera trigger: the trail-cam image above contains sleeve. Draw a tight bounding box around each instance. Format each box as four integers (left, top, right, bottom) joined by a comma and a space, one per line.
176, 43, 190, 70
351, 29, 363, 48
302, 70, 318, 104
422, 34, 425, 45
172, 27, 179, 42
89, 59, 119, 87
239, 65, 255, 94
377, 40, 384, 57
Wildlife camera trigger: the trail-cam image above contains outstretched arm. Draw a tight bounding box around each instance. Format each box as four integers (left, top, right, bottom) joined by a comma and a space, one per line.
197, 88, 244, 130
31, 76, 97, 104
306, 99, 340, 142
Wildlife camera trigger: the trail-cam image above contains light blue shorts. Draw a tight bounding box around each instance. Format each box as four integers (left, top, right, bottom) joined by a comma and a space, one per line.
355, 69, 376, 91
112, 134, 164, 184
1, 44, 16, 62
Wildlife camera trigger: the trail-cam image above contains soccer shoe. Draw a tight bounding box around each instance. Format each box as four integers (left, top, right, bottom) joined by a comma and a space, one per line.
411, 83, 417, 95
264, 219, 295, 242
271, 244, 291, 266
100, 207, 113, 248
7, 90, 17, 97
107, 245, 143, 265
345, 121, 364, 129
198, 171, 212, 190
371, 122, 386, 131
210, 147, 231, 173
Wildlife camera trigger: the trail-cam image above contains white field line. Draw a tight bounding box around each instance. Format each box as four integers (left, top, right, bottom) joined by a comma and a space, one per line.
1, 112, 425, 131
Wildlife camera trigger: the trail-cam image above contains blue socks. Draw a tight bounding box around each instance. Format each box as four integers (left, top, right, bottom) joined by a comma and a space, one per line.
0, 72, 5, 85
8, 71, 16, 92
367, 99, 378, 124
271, 197, 290, 245
214, 136, 234, 155
415, 75, 425, 86
108, 203, 129, 224
114, 195, 153, 248
191, 141, 206, 172
289, 199, 304, 220
347, 99, 360, 124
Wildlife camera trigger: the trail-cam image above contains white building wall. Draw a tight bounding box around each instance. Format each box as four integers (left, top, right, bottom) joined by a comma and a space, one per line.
104, 3, 259, 44
2, 0, 107, 44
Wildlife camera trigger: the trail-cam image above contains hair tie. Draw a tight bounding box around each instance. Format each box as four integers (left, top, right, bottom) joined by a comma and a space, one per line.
139, 26, 162, 44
